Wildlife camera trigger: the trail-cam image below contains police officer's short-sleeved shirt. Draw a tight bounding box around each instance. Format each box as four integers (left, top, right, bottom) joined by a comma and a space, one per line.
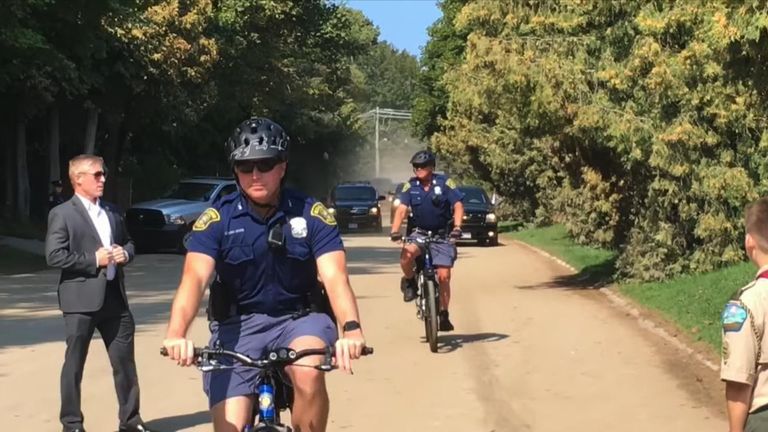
397, 174, 463, 232
721, 265, 768, 412
186, 188, 344, 314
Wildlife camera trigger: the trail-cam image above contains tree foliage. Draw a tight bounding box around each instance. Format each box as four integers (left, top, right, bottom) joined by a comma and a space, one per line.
421, 0, 768, 281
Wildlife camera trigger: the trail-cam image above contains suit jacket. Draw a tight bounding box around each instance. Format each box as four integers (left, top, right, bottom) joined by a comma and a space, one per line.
45, 196, 135, 313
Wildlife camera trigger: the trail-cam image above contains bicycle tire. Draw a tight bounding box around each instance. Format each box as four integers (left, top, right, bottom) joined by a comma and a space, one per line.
423, 278, 439, 353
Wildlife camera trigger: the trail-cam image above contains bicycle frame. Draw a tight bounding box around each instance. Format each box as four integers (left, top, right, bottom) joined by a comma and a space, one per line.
161, 345, 372, 432
407, 229, 444, 352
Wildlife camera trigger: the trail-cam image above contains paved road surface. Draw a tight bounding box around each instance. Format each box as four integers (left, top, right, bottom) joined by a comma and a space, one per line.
0, 231, 726, 431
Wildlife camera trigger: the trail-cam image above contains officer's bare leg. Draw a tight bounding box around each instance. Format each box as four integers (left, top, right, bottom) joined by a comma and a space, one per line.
400, 243, 421, 279
286, 335, 329, 432
211, 395, 254, 432
436, 267, 451, 311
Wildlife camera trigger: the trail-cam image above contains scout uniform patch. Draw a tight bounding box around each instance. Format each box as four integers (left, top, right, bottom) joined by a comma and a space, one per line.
311, 202, 336, 226
722, 301, 749, 333
193, 208, 221, 231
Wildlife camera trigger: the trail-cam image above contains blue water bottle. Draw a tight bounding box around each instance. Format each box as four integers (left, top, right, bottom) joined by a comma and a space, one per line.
258, 383, 275, 423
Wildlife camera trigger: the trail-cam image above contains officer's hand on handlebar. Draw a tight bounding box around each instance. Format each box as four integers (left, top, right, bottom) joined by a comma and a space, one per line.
449, 227, 463, 240
390, 232, 403, 243
162, 337, 196, 367
335, 331, 366, 374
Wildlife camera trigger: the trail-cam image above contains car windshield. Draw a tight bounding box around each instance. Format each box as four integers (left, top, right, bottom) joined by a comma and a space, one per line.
163, 182, 219, 202
459, 188, 489, 204
334, 186, 376, 201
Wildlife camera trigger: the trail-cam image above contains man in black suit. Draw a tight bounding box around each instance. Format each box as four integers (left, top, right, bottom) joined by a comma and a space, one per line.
45, 154, 156, 432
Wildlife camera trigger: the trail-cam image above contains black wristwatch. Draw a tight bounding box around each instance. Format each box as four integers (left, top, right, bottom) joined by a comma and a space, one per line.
342, 320, 361, 333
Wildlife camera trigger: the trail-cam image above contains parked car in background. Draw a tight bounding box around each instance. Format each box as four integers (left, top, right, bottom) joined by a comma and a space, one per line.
327, 181, 385, 233
456, 185, 498, 246
126, 177, 237, 252
388, 181, 415, 234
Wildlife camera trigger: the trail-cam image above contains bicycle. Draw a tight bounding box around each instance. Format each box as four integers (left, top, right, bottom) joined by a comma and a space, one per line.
406, 228, 451, 353
160, 343, 374, 432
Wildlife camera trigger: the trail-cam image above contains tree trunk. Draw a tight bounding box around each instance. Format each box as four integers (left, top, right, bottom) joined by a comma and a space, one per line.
103, 113, 122, 203
49, 105, 61, 183
83, 104, 99, 154
16, 113, 30, 220
3, 123, 13, 218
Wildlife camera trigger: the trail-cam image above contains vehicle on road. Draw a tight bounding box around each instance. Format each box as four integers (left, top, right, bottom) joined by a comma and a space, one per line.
456, 185, 498, 246
326, 181, 385, 233
126, 177, 237, 252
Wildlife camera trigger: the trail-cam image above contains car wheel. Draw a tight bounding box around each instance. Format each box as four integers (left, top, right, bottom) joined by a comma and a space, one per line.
487, 237, 499, 247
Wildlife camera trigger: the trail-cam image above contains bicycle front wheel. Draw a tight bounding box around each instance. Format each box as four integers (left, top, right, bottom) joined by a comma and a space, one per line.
423, 278, 439, 353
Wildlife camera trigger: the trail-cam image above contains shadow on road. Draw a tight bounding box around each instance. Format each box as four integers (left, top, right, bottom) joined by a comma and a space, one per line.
517, 256, 617, 290
144, 410, 210, 431
430, 332, 509, 354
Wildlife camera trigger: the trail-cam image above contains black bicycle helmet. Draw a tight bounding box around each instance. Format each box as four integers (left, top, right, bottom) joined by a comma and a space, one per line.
410, 149, 436, 166
226, 117, 290, 163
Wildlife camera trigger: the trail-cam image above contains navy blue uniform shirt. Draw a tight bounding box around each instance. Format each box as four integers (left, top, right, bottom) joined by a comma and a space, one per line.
186, 188, 344, 313
398, 174, 463, 232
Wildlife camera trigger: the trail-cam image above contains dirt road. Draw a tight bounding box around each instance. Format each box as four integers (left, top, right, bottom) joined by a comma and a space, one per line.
0, 233, 726, 431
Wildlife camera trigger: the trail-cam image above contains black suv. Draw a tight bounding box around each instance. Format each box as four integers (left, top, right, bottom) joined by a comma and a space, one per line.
327, 182, 385, 233
456, 185, 498, 246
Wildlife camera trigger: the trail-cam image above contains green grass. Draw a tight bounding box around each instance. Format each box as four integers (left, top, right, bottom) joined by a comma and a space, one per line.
504, 223, 752, 352
620, 262, 753, 351
0, 245, 48, 275
507, 225, 617, 286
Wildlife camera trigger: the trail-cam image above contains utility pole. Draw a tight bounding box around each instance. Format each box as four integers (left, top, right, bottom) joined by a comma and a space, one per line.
359, 107, 412, 177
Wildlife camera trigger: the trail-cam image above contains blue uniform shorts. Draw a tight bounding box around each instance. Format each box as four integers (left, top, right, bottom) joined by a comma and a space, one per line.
203, 312, 337, 407
407, 232, 457, 268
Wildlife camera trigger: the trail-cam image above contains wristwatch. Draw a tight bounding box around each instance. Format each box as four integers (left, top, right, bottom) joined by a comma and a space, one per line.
342, 320, 361, 333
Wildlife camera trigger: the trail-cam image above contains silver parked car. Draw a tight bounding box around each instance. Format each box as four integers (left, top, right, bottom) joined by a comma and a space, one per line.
126, 177, 237, 252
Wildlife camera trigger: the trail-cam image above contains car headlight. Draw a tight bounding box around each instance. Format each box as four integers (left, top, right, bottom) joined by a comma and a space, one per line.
392, 198, 401, 207
166, 214, 186, 225
369, 207, 379, 215
485, 213, 497, 223
328, 208, 336, 215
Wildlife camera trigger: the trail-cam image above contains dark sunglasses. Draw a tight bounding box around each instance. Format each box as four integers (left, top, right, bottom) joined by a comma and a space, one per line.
412, 163, 432, 170
80, 170, 107, 180
235, 158, 282, 174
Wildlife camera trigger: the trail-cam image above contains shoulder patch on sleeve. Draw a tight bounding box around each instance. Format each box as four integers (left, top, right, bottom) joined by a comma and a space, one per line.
722, 301, 749, 333
193, 208, 221, 231
310, 202, 337, 226
445, 178, 457, 189
401, 182, 411, 192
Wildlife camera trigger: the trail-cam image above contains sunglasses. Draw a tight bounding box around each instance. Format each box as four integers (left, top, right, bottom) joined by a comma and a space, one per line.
234, 158, 282, 174
80, 170, 107, 180
412, 163, 432, 170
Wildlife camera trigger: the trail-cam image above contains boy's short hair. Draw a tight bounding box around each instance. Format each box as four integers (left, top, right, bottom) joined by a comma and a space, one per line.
745, 197, 768, 252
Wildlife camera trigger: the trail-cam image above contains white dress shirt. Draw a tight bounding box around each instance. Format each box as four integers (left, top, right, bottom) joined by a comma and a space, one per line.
75, 193, 116, 281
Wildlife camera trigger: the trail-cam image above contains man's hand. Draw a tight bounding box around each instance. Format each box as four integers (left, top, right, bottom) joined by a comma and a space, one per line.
96, 247, 112, 267
162, 337, 196, 367
111, 244, 128, 264
335, 329, 366, 374
449, 227, 463, 240
390, 232, 403, 243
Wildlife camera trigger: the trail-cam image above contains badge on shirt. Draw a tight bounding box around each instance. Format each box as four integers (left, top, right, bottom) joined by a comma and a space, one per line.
289, 217, 308, 238
446, 178, 457, 189
193, 208, 220, 231
310, 202, 336, 226
722, 301, 749, 333
434, 186, 442, 196
401, 182, 411, 192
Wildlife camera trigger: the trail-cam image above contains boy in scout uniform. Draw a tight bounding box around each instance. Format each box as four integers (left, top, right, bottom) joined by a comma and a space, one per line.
722, 196, 768, 432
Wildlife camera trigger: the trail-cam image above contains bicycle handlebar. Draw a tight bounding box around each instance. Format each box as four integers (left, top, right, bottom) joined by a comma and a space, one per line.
160, 345, 374, 370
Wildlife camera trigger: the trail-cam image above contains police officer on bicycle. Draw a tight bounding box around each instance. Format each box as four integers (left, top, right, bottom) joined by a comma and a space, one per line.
390, 149, 464, 332
162, 117, 367, 432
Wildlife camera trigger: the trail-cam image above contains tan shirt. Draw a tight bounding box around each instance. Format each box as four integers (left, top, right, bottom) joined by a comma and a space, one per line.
721, 265, 768, 412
